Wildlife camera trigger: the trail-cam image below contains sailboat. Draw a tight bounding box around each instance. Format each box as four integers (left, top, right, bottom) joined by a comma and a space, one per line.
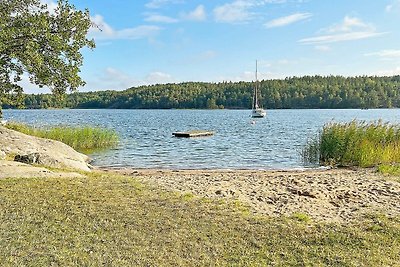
251, 60, 266, 118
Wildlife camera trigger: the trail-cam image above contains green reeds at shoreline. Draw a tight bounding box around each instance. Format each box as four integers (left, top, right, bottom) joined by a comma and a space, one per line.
4, 122, 118, 151
303, 120, 400, 168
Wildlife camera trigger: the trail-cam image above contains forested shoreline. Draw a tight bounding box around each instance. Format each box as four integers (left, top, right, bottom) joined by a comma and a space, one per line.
4, 75, 400, 110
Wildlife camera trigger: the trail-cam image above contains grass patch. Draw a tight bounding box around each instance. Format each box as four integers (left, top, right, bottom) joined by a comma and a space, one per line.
4, 153, 16, 161
291, 212, 311, 223
378, 164, 400, 180
303, 120, 400, 167
4, 121, 118, 151
0, 171, 399, 266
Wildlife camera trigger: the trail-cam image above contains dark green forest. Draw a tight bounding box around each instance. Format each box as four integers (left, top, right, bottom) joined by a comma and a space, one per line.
4, 75, 400, 110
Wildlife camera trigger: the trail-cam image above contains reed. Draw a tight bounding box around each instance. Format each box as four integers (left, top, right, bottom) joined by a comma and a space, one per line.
5, 122, 118, 151
303, 120, 400, 167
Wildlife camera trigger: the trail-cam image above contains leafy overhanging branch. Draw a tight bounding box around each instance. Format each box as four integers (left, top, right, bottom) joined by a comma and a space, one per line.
0, 0, 95, 117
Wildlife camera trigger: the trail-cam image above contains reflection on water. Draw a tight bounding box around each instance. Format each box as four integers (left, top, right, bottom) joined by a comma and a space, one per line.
4, 109, 400, 169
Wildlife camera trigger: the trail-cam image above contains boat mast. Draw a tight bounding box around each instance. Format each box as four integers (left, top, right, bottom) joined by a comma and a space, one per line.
254, 60, 259, 109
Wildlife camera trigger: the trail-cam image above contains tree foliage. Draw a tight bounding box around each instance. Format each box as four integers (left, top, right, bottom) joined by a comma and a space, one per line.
0, 0, 94, 117
11, 75, 400, 110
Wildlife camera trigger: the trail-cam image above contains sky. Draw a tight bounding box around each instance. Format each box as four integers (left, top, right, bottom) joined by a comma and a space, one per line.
23, 0, 400, 93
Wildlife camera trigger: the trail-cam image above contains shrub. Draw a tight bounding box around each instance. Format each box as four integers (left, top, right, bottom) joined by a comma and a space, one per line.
5, 121, 118, 151
303, 120, 400, 167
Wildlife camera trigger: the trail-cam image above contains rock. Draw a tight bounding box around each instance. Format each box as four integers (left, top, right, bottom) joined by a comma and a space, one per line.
287, 187, 319, 198
0, 160, 84, 179
0, 126, 91, 172
215, 189, 223, 195
14, 153, 41, 164
0, 150, 5, 160
257, 196, 265, 202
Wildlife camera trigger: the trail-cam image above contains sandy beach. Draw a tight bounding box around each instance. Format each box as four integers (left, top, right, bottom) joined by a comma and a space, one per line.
102, 167, 400, 224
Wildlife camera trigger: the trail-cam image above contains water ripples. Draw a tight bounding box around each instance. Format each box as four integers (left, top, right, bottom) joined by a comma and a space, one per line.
4, 109, 400, 169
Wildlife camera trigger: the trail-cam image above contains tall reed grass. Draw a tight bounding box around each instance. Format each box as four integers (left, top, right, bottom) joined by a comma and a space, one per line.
5, 122, 118, 151
303, 120, 400, 167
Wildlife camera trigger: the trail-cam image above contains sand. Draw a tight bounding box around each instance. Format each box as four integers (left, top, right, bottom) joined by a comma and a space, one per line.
103, 167, 400, 223
1, 149, 399, 223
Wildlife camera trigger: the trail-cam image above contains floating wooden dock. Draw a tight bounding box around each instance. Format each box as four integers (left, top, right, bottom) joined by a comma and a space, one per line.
172, 130, 214, 138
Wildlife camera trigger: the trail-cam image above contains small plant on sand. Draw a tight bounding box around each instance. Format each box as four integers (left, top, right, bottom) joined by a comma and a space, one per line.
377, 164, 400, 180
303, 120, 400, 168
5, 121, 118, 151
291, 212, 311, 223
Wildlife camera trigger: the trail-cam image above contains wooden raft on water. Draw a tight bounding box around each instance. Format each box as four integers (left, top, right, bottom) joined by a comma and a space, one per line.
172, 130, 214, 138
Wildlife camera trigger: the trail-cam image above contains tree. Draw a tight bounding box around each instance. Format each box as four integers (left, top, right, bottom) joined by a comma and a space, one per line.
0, 0, 95, 118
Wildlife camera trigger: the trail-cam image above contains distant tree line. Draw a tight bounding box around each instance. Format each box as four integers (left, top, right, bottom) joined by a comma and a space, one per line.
3, 75, 400, 110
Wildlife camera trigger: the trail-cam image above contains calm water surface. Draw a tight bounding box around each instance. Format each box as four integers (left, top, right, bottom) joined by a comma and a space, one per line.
4, 109, 400, 169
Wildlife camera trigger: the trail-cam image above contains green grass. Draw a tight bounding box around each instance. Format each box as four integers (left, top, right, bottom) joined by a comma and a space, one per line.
291, 212, 311, 223
4, 121, 118, 151
378, 164, 400, 180
303, 120, 400, 167
0, 171, 399, 266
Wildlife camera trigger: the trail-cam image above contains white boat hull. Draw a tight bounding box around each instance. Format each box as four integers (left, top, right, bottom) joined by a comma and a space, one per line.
251, 108, 266, 118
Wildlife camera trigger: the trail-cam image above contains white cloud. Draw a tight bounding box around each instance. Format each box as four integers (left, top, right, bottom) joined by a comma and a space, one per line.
89, 67, 177, 91
324, 16, 370, 33
264, 12, 312, 28
110, 25, 161, 40
83, 68, 177, 91
212, 0, 303, 24
216, 59, 293, 82
365, 49, 400, 59
181, 5, 206, 21
213, 1, 256, 23
217, 69, 274, 82
145, 0, 184, 9
18, 74, 51, 94
315, 45, 331, 51
90, 15, 114, 36
144, 14, 179, 23
89, 15, 161, 40
91, 68, 138, 90
145, 72, 176, 84
299, 31, 386, 45
373, 67, 400, 76
143, 5, 206, 24
299, 16, 386, 45
386, 0, 400, 12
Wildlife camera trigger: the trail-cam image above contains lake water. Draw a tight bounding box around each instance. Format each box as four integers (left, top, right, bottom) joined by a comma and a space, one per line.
3, 109, 400, 170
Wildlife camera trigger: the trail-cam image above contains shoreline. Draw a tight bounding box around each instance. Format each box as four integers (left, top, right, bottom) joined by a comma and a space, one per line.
94, 164, 330, 172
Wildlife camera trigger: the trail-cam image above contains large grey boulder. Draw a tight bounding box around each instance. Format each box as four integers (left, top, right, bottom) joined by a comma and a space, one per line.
0, 126, 91, 172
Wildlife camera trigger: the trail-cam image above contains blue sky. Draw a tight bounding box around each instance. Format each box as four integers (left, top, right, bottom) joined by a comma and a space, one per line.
24, 0, 400, 93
